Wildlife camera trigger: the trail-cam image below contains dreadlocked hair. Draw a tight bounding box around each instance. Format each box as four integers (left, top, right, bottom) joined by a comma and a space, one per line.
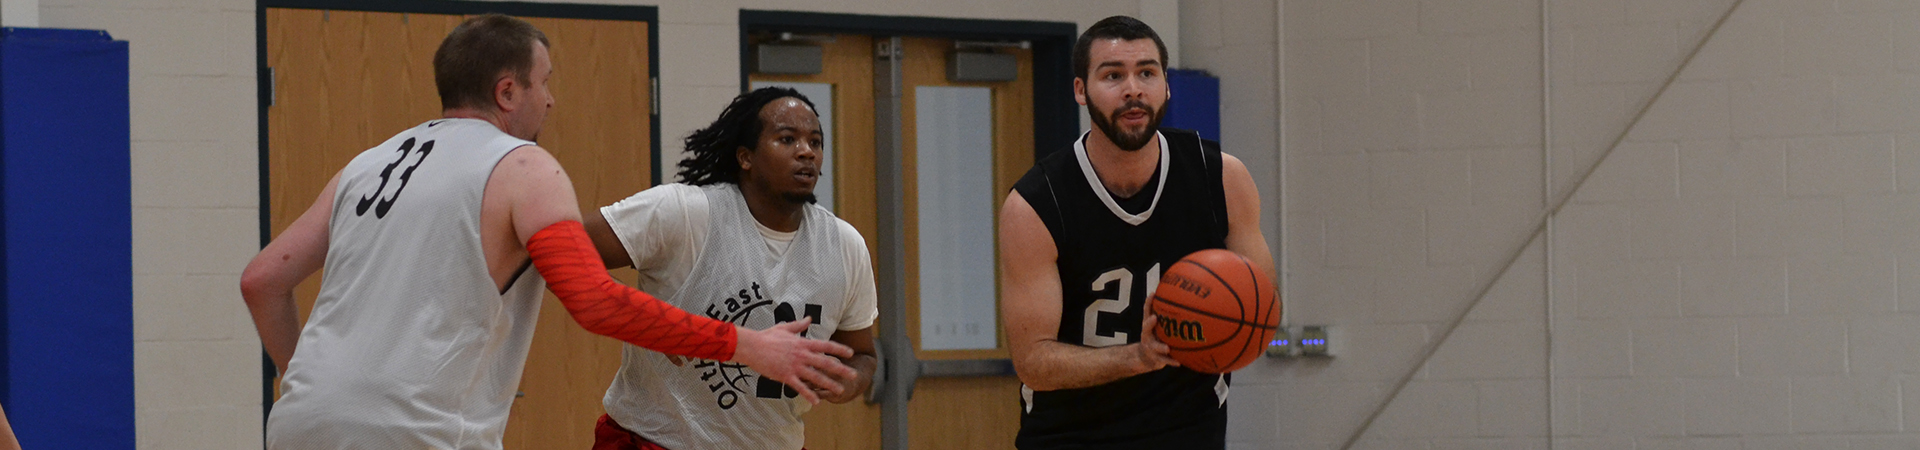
676, 87, 819, 186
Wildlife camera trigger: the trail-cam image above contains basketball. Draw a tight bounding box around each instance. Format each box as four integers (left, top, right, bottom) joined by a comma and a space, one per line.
1150, 249, 1278, 374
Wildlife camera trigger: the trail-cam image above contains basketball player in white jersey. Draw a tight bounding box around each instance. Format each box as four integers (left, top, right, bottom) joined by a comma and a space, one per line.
579, 88, 877, 450
239, 15, 857, 449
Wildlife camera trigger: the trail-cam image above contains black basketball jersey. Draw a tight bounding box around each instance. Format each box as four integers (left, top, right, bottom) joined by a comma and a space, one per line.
1011, 129, 1230, 450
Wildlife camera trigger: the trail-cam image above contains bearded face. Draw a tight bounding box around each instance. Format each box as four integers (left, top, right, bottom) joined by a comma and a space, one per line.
1085, 96, 1165, 151
1076, 37, 1169, 152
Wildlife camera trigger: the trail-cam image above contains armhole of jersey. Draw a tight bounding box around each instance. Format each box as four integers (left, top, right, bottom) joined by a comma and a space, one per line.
327, 166, 350, 242
479, 141, 538, 228
500, 259, 533, 294
1197, 134, 1212, 171
1040, 171, 1069, 246
484, 143, 539, 291
1015, 155, 1073, 252
1200, 137, 1229, 240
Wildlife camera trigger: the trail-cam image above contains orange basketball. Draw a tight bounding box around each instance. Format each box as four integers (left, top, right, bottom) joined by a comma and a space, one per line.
1150, 249, 1279, 374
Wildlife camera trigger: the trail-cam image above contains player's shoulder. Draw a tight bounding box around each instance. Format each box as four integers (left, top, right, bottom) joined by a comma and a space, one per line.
1034, 144, 1079, 169
1016, 145, 1078, 189
808, 207, 865, 246
648, 182, 706, 198
492, 144, 562, 180
605, 182, 706, 218
1157, 127, 1221, 153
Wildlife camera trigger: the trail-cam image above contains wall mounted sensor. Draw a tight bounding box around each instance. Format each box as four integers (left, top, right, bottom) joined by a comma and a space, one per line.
1300, 325, 1333, 357
1265, 325, 1294, 358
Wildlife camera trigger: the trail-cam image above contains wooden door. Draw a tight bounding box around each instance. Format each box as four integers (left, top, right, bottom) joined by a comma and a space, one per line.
264, 9, 653, 449
747, 33, 884, 450
748, 34, 1035, 450
897, 36, 1034, 450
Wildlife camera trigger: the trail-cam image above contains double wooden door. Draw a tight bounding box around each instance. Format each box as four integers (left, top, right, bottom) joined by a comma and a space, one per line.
750, 34, 1035, 450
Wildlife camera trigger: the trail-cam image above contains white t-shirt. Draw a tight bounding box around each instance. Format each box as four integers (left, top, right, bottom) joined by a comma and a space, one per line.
598, 183, 877, 449
600, 183, 877, 331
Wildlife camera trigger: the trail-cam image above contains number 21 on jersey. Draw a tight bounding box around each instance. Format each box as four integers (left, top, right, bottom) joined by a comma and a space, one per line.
1083, 263, 1161, 347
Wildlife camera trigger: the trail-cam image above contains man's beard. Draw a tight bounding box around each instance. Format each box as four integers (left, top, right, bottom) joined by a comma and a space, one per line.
1086, 98, 1165, 151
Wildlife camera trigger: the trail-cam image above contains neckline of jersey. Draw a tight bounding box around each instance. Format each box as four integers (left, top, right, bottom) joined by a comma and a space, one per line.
1073, 130, 1170, 226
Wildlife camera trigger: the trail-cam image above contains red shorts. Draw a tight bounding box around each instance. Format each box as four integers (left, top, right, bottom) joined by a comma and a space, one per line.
592, 414, 809, 450
593, 414, 669, 450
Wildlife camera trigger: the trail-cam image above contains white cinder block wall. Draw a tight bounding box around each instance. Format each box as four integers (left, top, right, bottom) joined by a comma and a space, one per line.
1192, 0, 1920, 448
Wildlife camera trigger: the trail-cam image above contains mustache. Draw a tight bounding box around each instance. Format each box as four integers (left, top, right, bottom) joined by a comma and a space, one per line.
1110, 101, 1154, 120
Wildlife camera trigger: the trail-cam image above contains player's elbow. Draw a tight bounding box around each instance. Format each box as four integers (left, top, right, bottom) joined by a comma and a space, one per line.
238, 265, 282, 308
1012, 369, 1048, 391
1008, 348, 1060, 391
1012, 367, 1063, 392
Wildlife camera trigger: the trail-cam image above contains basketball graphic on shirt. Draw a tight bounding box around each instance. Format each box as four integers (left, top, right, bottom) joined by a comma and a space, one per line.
690, 281, 825, 408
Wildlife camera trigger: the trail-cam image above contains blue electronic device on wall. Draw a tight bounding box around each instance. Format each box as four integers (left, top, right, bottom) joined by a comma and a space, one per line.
1164, 68, 1221, 143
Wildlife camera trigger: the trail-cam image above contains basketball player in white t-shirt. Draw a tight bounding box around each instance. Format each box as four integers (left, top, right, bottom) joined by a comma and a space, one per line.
581, 87, 878, 450
239, 16, 857, 450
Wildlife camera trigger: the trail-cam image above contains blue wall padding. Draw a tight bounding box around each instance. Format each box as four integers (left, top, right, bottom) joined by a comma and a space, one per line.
1165, 69, 1221, 143
0, 27, 133, 449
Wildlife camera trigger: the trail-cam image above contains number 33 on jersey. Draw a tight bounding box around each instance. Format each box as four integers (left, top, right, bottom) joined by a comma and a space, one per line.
354, 137, 435, 219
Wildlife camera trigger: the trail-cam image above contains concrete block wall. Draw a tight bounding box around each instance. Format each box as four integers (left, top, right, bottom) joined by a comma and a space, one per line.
1548, 0, 1920, 446
1190, 0, 1920, 447
1241, 0, 1557, 447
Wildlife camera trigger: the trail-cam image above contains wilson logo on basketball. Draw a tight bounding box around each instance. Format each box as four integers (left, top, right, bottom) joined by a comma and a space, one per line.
1163, 273, 1212, 298
1156, 315, 1205, 342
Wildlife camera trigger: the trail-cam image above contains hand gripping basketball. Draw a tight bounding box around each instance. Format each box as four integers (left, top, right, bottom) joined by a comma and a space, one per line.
1150, 249, 1279, 374
1136, 295, 1183, 372
732, 318, 857, 405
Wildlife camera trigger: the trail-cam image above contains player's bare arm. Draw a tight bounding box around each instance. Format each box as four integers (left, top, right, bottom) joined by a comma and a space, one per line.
1000, 192, 1180, 391
1219, 154, 1276, 282
499, 145, 857, 403
0, 403, 18, 450
240, 171, 340, 374
819, 326, 878, 403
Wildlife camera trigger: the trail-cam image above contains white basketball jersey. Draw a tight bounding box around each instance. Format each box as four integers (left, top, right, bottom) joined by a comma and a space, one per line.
267, 119, 547, 450
603, 184, 848, 450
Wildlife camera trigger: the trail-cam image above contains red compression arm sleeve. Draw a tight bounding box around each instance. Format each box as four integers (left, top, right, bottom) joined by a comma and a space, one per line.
528, 220, 737, 361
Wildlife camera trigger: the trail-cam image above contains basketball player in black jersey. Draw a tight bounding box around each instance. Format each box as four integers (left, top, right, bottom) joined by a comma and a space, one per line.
1000, 16, 1277, 449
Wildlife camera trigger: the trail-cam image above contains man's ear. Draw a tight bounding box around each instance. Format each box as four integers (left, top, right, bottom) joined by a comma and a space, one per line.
736, 145, 753, 172
1073, 77, 1087, 106
493, 75, 518, 112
